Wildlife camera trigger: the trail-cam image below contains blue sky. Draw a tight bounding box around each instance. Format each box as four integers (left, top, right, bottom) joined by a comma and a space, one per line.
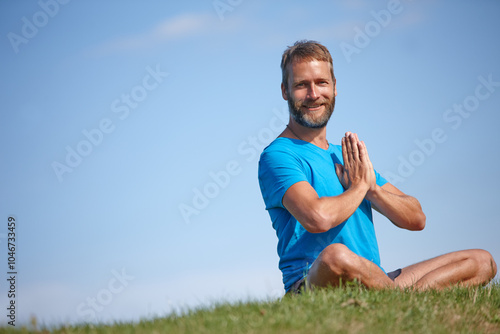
1, 0, 500, 327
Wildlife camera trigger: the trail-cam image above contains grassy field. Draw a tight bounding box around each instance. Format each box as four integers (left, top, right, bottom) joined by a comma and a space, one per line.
4, 282, 500, 333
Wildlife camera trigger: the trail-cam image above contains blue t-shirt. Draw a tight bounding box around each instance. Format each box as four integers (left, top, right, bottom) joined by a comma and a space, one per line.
258, 137, 388, 292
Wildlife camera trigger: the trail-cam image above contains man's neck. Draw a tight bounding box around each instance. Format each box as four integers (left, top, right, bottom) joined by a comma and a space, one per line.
282, 120, 329, 150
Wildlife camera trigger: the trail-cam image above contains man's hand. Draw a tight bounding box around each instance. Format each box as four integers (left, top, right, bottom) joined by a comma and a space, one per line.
335, 132, 376, 194
283, 131, 388, 233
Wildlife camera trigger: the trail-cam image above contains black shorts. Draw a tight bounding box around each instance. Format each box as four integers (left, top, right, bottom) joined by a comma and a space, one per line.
286, 277, 307, 295
387, 268, 402, 281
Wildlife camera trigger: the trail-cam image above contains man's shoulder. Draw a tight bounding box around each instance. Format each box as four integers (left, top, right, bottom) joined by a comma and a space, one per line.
262, 137, 295, 153
259, 138, 297, 164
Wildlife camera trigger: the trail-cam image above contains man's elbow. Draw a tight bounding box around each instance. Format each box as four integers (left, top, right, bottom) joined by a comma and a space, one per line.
406, 199, 426, 231
410, 211, 426, 231
301, 208, 342, 233
304, 224, 331, 234
305, 223, 331, 234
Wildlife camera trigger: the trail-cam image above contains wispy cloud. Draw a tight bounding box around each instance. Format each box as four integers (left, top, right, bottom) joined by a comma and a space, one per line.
152, 13, 213, 40
86, 12, 242, 57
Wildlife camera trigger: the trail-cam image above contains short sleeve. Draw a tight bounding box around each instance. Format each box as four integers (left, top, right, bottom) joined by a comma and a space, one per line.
375, 170, 388, 187
258, 148, 308, 210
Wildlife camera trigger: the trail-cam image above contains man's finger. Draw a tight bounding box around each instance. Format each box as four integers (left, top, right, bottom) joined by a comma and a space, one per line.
341, 137, 349, 165
358, 140, 367, 161
344, 135, 354, 163
335, 163, 347, 189
349, 133, 360, 160
335, 163, 343, 177
359, 141, 374, 170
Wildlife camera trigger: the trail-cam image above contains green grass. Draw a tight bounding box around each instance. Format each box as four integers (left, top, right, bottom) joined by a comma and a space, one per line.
4, 282, 500, 334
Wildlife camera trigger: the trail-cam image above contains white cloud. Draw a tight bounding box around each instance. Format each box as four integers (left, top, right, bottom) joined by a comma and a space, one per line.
153, 13, 211, 39
86, 12, 243, 57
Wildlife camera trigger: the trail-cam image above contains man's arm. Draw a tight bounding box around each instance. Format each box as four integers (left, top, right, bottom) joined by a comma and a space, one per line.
283, 132, 426, 233
282, 180, 370, 233
334, 133, 426, 231
282, 132, 374, 233
367, 183, 426, 231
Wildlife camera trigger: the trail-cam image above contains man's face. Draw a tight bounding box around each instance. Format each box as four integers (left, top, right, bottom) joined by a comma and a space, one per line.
282, 60, 337, 128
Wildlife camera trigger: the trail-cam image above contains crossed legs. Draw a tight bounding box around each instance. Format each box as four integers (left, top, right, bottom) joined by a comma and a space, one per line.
394, 248, 497, 289
307, 243, 497, 290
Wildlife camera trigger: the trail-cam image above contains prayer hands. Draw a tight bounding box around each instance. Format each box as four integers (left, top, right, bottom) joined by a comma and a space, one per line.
335, 132, 376, 193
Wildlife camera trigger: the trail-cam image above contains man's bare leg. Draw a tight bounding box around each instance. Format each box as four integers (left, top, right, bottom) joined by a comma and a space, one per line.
394, 249, 497, 290
307, 245, 496, 291
307, 243, 395, 289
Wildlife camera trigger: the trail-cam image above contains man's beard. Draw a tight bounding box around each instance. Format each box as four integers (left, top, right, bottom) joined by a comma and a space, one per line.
288, 93, 335, 129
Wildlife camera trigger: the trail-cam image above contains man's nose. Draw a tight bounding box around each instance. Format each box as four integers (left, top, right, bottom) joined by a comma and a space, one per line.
307, 84, 319, 99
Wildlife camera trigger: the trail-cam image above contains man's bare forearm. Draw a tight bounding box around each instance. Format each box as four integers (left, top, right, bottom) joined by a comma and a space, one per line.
367, 184, 426, 231
312, 183, 370, 232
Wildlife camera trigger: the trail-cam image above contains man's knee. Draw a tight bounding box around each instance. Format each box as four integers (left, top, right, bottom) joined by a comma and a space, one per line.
319, 243, 355, 275
472, 249, 497, 280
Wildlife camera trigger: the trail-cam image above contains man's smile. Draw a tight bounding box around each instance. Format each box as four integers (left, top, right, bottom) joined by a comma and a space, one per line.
303, 104, 324, 112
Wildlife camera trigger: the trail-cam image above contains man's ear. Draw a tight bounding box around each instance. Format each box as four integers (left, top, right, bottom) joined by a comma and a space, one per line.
334, 78, 337, 97
281, 83, 288, 101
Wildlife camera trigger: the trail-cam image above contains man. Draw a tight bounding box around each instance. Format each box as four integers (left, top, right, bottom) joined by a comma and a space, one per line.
258, 40, 497, 294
